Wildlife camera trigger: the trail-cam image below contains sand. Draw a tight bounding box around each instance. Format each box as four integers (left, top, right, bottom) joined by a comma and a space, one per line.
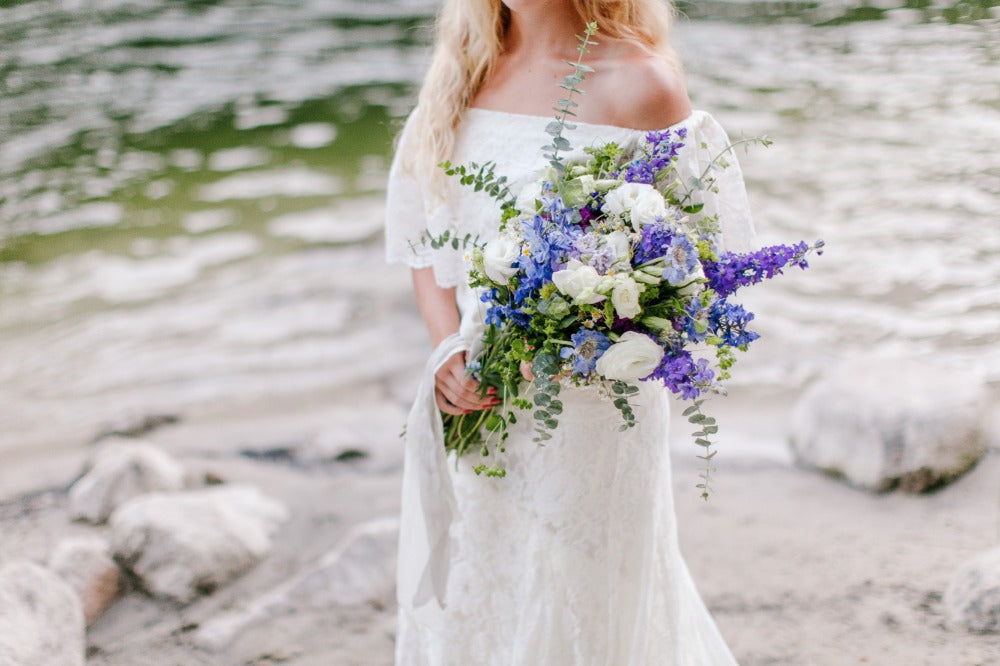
2, 372, 998, 666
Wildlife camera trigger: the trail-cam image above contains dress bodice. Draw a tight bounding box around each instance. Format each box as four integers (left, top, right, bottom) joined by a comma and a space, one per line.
384, 106, 757, 291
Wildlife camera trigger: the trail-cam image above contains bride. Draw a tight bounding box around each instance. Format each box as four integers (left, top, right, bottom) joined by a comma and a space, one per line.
384, 0, 754, 663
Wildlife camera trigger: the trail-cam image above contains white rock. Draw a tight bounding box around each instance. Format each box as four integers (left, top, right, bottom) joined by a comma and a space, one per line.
945, 546, 1000, 633
48, 537, 122, 626
0, 561, 85, 666
194, 517, 398, 651
109, 484, 289, 603
68, 438, 187, 523
789, 359, 989, 492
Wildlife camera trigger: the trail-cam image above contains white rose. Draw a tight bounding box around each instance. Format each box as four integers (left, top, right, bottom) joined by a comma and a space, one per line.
551, 259, 607, 305
601, 183, 666, 228
515, 181, 544, 214
595, 331, 665, 382
482, 234, 520, 283
610, 274, 642, 319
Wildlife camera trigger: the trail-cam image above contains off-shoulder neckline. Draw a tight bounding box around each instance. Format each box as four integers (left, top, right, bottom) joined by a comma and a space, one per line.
464, 106, 703, 134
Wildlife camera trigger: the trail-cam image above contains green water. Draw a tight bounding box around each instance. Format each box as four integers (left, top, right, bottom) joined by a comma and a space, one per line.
1, 0, 998, 451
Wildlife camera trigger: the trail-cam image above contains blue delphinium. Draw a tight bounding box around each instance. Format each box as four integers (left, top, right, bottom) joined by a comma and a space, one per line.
709, 301, 760, 348
560, 328, 611, 375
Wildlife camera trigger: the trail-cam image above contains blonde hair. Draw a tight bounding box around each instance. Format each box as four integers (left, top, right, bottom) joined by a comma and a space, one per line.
402, 0, 680, 197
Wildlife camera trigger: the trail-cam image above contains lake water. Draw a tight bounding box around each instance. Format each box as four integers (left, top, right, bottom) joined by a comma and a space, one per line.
1, 0, 998, 456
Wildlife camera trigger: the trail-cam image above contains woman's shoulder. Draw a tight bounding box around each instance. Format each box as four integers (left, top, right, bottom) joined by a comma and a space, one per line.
588, 42, 692, 131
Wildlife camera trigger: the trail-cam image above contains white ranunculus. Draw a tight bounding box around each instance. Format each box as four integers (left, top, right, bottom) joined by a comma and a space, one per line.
551, 259, 606, 304
482, 234, 520, 283
601, 182, 666, 229
515, 181, 544, 214
595, 331, 664, 382
611, 274, 642, 319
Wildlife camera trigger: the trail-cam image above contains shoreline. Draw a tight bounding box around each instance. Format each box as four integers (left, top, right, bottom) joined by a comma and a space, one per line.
2, 383, 998, 665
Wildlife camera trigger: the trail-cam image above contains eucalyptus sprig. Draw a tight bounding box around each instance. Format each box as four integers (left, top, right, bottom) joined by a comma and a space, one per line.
542, 21, 599, 174
683, 399, 719, 500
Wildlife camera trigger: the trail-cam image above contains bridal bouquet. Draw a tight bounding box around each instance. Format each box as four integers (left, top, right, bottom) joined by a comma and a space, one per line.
423, 24, 822, 496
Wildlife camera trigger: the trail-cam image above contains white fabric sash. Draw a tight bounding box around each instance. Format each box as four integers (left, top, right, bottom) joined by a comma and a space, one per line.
396, 332, 468, 625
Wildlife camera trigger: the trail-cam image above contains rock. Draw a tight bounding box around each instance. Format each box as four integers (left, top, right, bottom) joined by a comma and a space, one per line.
0, 560, 85, 666
68, 438, 187, 523
194, 516, 398, 651
304, 403, 407, 472
109, 484, 289, 603
945, 546, 1000, 633
48, 537, 122, 625
789, 359, 989, 492
90, 411, 180, 443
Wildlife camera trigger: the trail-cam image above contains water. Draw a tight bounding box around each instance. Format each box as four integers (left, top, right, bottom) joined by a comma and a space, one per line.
1, 0, 998, 454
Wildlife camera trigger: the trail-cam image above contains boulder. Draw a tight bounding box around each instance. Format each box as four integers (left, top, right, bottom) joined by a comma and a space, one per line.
789, 359, 989, 492
194, 517, 398, 651
945, 546, 1000, 633
0, 560, 85, 666
48, 536, 122, 625
109, 484, 289, 603
68, 438, 187, 523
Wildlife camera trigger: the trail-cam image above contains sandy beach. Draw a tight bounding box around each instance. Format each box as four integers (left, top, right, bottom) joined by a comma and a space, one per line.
2, 296, 998, 665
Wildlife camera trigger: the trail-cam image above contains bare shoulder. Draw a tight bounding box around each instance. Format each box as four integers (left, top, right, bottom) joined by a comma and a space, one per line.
589, 43, 692, 130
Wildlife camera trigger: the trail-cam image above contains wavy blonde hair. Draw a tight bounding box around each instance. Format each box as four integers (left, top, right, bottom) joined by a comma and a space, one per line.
401, 0, 680, 197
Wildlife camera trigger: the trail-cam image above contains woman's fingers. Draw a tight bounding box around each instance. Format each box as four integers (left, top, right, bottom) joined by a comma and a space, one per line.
519, 360, 534, 381
435, 388, 466, 415
434, 360, 500, 413
436, 372, 487, 411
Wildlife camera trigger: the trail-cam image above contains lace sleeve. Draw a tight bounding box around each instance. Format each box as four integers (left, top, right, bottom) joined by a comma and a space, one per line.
674, 112, 759, 254
384, 109, 435, 270
384, 108, 464, 288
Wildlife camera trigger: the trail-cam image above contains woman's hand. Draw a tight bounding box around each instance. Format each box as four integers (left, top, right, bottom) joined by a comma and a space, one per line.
435, 352, 500, 415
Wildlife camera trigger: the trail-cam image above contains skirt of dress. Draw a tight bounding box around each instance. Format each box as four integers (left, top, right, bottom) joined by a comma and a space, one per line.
395, 375, 739, 666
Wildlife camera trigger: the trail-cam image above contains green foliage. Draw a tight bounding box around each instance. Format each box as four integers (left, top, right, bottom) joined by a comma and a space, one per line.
541, 22, 599, 174
682, 400, 718, 500
610, 381, 639, 430
439, 160, 517, 210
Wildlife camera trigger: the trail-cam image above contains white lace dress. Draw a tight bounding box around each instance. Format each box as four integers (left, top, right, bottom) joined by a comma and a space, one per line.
384, 107, 755, 666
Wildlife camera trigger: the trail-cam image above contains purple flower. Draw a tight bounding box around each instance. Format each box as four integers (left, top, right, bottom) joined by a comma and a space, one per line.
617, 128, 687, 184
559, 329, 611, 376
645, 347, 715, 400
704, 242, 812, 298
634, 221, 674, 265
